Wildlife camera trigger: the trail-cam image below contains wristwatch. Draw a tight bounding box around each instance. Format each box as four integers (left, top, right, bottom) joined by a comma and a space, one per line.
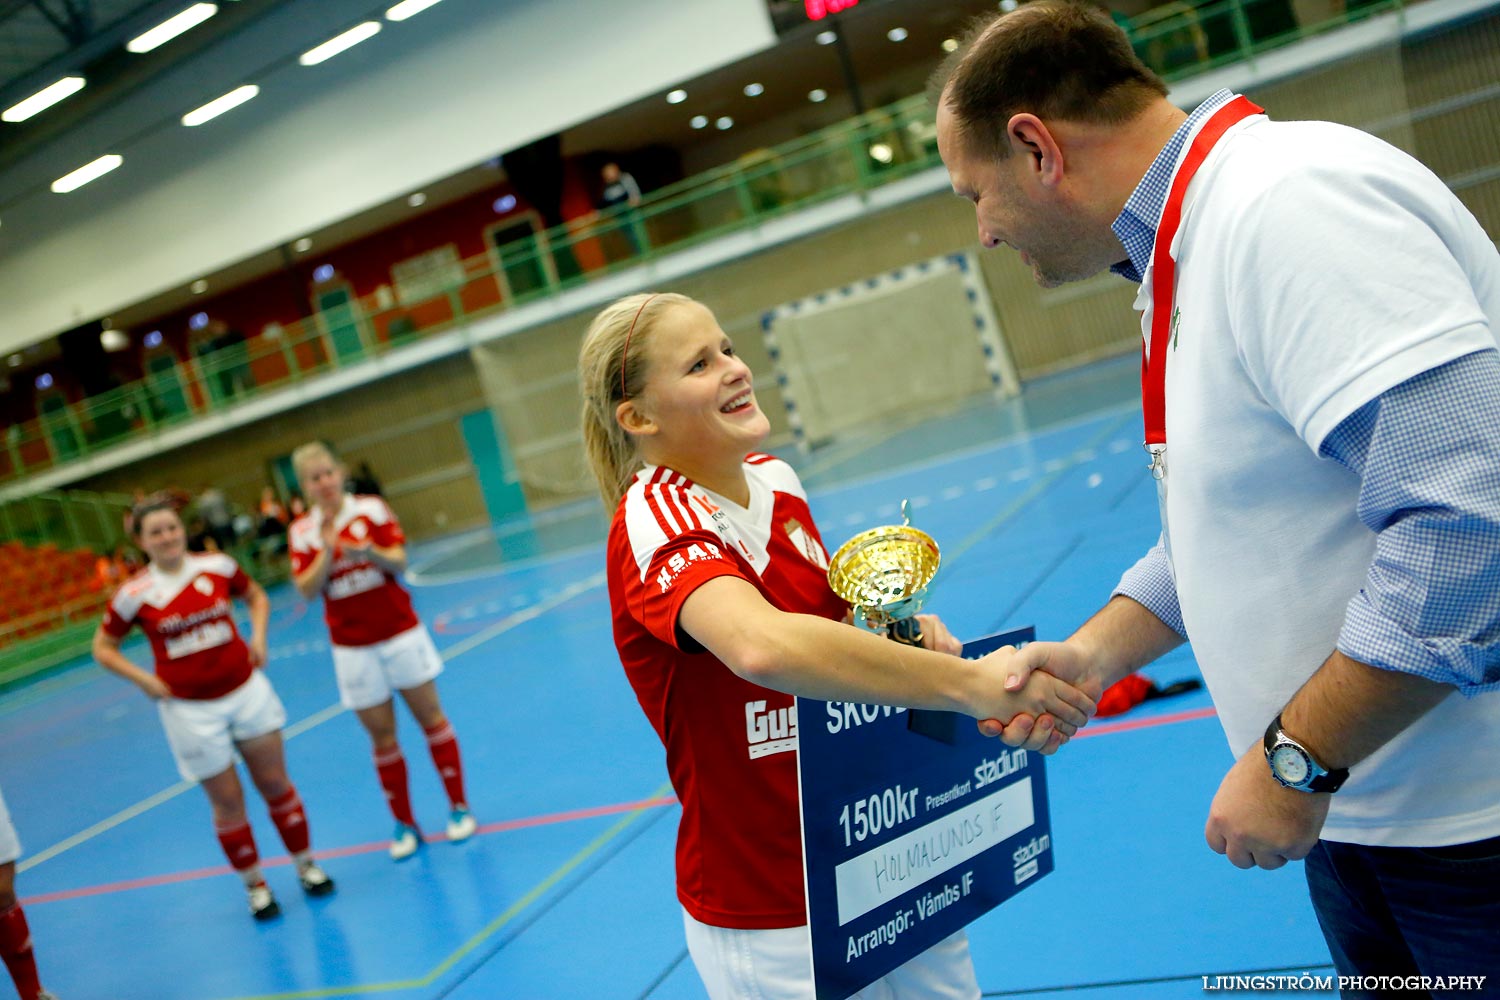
1263, 713, 1349, 793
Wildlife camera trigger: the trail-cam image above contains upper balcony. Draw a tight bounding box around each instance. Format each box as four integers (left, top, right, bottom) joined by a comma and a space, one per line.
0, 0, 1485, 500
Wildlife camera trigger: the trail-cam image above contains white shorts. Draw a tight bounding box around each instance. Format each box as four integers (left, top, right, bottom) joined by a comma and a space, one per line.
331, 624, 444, 711
157, 670, 288, 783
683, 909, 979, 1000
0, 785, 19, 865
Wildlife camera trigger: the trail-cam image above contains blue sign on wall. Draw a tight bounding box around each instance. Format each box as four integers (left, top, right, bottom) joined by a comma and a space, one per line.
797, 627, 1054, 1000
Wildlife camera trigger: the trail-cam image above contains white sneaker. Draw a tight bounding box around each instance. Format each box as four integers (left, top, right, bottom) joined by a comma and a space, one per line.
389, 823, 421, 861
247, 882, 280, 921
446, 806, 476, 843
36, 991, 60, 1000
298, 861, 336, 896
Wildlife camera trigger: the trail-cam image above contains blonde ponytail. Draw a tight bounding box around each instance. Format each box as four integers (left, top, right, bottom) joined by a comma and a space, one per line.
577, 292, 693, 507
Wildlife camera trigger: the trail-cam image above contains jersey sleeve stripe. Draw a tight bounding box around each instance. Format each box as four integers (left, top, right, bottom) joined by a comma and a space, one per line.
644, 486, 682, 536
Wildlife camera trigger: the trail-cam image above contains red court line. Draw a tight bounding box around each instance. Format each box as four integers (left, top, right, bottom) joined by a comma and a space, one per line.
1074, 704, 1218, 738
22, 709, 1216, 906
21, 794, 680, 906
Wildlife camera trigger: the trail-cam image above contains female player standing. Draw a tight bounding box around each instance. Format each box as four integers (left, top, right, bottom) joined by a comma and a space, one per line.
288, 443, 474, 861
579, 293, 1097, 999
0, 786, 57, 1000
92, 495, 334, 920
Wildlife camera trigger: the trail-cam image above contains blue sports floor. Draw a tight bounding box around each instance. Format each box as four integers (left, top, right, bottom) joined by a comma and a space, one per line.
0, 355, 1335, 999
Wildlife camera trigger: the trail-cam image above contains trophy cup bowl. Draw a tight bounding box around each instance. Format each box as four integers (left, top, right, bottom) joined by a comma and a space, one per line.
827, 510, 940, 642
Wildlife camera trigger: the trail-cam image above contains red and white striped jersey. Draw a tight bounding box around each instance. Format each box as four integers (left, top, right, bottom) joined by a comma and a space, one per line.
101, 553, 253, 700
288, 494, 419, 648
608, 454, 847, 929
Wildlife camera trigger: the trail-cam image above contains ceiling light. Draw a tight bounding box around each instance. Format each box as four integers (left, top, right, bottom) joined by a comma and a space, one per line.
690, 115, 708, 129
407, 192, 427, 207
744, 82, 764, 97
300, 21, 382, 66
191, 279, 209, 294
126, 3, 218, 54
101, 328, 130, 352
6, 354, 22, 368
1000, 0, 1019, 9
181, 84, 258, 126
293, 237, 313, 253
52, 154, 123, 193
189, 312, 210, 331
715, 116, 733, 130
3, 76, 86, 123
35, 373, 53, 391
887, 27, 908, 42
667, 89, 687, 104
493, 194, 517, 213
941, 37, 959, 52
313, 264, 335, 283
809, 88, 828, 103
385, 0, 444, 21
144, 330, 164, 349
869, 143, 894, 164
815, 30, 837, 45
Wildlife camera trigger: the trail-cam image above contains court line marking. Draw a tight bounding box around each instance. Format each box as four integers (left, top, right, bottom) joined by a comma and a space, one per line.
16, 572, 608, 876
21, 793, 677, 906
210, 780, 676, 1000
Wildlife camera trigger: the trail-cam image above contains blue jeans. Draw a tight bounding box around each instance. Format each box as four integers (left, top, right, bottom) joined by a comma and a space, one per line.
1304, 834, 1500, 999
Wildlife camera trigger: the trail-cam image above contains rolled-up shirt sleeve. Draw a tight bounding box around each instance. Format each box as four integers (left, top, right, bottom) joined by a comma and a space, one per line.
1320, 349, 1500, 695
1113, 536, 1186, 638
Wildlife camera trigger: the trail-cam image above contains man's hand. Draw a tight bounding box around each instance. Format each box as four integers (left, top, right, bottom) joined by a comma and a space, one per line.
1205, 743, 1331, 870
974, 640, 1104, 753
137, 674, 171, 700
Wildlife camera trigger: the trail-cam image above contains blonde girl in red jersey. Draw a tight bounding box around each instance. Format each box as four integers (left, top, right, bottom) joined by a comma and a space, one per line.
288, 443, 474, 862
92, 495, 334, 921
579, 293, 1098, 1000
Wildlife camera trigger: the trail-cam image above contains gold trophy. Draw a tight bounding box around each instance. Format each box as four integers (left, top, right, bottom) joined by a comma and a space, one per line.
827, 501, 940, 646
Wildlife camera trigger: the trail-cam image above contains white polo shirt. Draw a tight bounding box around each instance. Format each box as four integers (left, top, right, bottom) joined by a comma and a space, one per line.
1142, 113, 1500, 846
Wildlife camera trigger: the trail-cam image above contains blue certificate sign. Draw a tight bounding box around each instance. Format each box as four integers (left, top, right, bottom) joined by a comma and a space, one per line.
796, 627, 1053, 1000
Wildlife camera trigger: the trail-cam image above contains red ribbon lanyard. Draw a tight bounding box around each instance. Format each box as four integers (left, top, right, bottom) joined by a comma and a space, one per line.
1142, 96, 1263, 477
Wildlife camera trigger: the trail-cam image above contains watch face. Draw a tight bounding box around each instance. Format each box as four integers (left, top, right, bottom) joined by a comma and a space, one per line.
1272, 745, 1310, 785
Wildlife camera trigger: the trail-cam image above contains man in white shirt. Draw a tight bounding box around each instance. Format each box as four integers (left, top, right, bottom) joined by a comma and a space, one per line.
931, 0, 1500, 988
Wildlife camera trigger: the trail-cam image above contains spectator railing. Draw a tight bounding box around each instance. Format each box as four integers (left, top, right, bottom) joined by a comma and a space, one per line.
0, 0, 1412, 491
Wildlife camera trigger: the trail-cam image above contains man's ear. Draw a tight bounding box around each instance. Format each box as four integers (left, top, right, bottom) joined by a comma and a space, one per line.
616, 399, 658, 439
1006, 113, 1065, 189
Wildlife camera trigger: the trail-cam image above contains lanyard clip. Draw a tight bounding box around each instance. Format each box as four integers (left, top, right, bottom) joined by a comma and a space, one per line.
1145, 443, 1167, 481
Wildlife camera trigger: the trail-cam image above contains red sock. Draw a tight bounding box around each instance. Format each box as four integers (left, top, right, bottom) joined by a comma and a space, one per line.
374, 746, 416, 826
215, 819, 260, 872
267, 787, 311, 857
425, 721, 468, 809
0, 903, 42, 1000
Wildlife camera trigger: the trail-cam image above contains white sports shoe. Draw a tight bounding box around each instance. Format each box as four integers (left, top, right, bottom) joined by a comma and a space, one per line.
446, 806, 477, 843
247, 882, 280, 921
36, 991, 60, 1000
389, 823, 421, 861
297, 861, 336, 896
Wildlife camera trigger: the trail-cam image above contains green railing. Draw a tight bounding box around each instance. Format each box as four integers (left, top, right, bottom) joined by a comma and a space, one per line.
0, 0, 1411, 492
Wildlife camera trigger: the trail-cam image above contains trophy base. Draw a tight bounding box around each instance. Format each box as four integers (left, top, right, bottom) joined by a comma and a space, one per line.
907, 709, 960, 745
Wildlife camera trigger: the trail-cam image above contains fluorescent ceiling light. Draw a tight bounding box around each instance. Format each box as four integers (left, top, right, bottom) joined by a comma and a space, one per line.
715, 116, 734, 130
293, 237, 313, 253
407, 192, 427, 207
52, 154, 123, 193
744, 82, 764, 97
126, 3, 218, 54
300, 21, 382, 66
689, 115, 708, 129
666, 89, 687, 104
815, 30, 837, 45
887, 27, 908, 42
809, 88, 828, 103
181, 84, 259, 126
3, 76, 85, 123
942, 37, 959, 52
386, 0, 444, 21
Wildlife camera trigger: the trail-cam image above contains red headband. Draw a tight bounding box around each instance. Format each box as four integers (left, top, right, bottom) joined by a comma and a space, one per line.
620, 293, 658, 399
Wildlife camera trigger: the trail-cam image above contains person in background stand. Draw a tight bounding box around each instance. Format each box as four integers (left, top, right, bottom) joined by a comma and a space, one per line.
599, 161, 645, 255
0, 786, 57, 1000
933, 1, 1500, 986
93, 494, 334, 920
288, 442, 475, 860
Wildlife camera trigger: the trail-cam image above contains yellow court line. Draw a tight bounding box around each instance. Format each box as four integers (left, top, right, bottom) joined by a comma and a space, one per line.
218, 780, 676, 1000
